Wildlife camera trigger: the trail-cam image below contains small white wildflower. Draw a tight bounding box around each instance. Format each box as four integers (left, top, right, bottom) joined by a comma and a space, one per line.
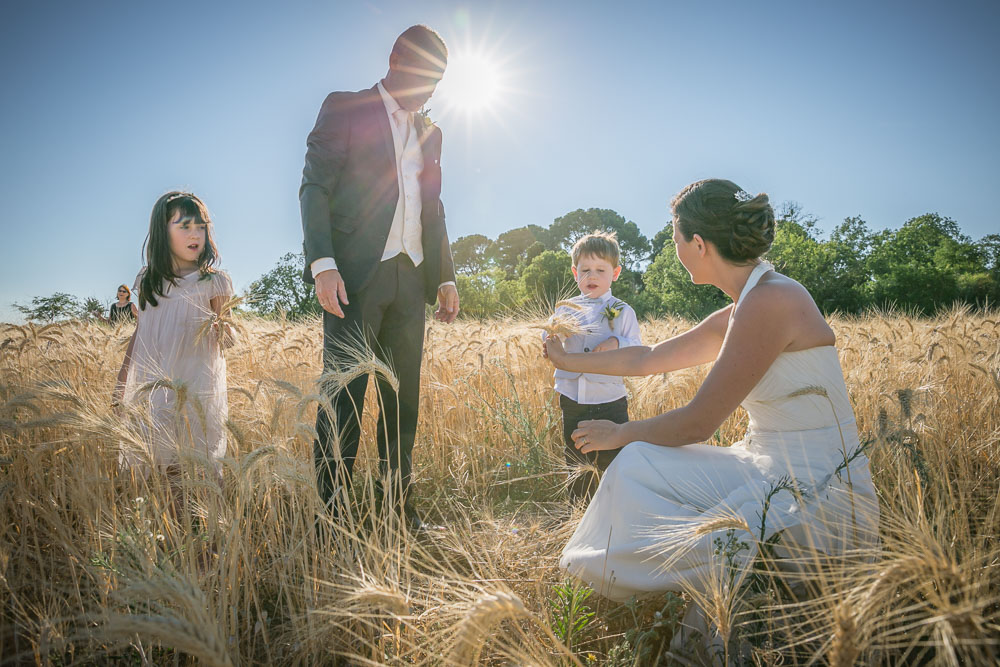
134, 496, 145, 505
156, 534, 165, 542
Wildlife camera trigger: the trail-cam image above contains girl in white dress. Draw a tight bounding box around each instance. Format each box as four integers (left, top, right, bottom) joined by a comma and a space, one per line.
544, 179, 879, 607
114, 191, 235, 470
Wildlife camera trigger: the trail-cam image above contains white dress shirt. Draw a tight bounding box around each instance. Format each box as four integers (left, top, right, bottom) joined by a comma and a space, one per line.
310, 81, 455, 290
543, 290, 642, 404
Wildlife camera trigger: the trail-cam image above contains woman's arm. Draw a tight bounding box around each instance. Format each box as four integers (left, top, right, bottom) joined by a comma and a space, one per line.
546, 304, 733, 376
572, 285, 796, 451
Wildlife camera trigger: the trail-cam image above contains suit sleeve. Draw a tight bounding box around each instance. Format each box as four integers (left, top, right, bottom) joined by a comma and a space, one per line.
300, 93, 349, 269
436, 199, 456, 286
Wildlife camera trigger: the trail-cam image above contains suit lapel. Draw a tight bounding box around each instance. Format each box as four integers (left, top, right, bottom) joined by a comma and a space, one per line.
368, 85, 397, 170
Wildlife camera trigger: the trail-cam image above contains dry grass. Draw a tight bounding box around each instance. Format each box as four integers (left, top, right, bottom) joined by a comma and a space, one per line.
1, 307, 998, 665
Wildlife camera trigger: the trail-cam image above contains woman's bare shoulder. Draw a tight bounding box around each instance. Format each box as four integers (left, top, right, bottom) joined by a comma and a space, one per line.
735, 272, 834, 348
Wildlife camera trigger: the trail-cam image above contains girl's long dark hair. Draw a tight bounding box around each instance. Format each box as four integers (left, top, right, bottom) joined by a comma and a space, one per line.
138, 191, 219, 309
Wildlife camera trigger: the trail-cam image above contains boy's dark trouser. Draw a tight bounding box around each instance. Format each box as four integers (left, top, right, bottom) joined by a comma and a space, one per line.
561, 393, 629, 502
314, 254, 425, 516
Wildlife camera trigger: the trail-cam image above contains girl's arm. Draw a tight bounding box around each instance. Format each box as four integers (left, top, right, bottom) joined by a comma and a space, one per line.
113, 325, 138, 407
546, 304, 733, 376
573, 284, 798, 452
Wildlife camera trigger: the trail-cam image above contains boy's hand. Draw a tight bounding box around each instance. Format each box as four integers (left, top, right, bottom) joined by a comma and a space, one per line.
591, 337, 620, 353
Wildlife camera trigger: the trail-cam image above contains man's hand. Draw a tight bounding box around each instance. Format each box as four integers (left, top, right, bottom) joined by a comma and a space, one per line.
591, 337, 620, 354
434, 284, 459, 323
315, 269, 349, 318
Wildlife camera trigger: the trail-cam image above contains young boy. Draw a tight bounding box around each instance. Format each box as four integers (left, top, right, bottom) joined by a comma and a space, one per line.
547, 231, 641, 502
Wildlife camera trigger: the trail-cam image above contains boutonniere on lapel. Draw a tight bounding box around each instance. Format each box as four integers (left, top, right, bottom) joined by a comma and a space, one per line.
415, 108, 435, 136
602, 300, 626, 330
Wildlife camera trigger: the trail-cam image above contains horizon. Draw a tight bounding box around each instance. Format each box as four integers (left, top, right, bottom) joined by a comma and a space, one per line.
2, 0, 998, 322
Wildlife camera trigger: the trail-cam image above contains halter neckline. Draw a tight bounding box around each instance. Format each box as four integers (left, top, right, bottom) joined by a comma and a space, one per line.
734, 261, 774, 309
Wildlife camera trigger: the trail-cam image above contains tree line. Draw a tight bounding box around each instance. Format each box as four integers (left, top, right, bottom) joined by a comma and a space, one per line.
245, 205, 1000, 321
11, 205, 999, 323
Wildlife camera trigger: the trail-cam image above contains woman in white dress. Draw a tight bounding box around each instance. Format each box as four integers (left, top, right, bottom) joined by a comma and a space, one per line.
544, 179, 879, 604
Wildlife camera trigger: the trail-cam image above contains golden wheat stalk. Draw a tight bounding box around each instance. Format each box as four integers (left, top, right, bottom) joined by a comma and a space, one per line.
193, 294, 246, 346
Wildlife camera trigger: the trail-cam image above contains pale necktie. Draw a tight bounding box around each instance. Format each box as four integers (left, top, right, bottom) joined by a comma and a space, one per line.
393, 109, 411, 147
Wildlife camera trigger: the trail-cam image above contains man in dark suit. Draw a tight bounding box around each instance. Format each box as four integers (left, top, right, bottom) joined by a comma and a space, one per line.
300, 25, 459, 528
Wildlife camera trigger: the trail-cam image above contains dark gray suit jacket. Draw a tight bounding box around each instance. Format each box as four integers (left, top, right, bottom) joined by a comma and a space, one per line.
300, 85, 455, 305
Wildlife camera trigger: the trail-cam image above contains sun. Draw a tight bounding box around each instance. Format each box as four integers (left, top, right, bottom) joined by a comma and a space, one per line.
438, 51, 504, 113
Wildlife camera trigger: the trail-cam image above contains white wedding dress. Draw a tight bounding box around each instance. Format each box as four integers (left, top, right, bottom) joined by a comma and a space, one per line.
560, 263, 879, 601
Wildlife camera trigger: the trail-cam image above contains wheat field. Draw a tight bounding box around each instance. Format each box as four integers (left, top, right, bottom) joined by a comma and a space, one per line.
1, 309, 998, 665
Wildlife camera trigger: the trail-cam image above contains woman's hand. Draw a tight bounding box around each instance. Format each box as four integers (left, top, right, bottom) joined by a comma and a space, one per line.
543, 334, 567, 366
572, 419, 628, 454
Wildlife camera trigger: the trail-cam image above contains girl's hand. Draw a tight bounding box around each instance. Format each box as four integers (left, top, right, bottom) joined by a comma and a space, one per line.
112, 368, 127, 415
572, 419, 628, 454
212, 321, 235, 349
543, 334, 567, 366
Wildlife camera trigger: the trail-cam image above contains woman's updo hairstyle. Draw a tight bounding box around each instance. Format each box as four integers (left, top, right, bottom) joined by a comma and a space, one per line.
671, 179, 776, 263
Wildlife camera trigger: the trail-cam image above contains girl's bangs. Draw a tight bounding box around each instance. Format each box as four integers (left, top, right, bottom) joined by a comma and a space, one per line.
168, 196, 210, 225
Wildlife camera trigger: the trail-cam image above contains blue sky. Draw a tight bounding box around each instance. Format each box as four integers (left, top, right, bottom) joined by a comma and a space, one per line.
2, 0, 998, 321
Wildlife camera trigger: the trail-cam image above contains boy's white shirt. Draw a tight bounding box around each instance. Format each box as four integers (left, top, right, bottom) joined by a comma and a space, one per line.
543, 289, 642, 404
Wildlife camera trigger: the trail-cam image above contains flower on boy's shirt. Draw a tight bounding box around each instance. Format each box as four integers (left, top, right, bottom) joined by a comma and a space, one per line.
602, 301, 626, 330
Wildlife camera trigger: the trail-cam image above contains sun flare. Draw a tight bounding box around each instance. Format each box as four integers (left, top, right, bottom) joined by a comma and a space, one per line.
439, 51, 503, 112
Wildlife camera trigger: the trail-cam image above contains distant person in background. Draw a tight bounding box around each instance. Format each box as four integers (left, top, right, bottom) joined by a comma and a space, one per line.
104, 284, 138, 325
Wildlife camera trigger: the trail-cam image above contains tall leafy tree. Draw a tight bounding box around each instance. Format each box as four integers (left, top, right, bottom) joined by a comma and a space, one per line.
451, 234, 495, 275
247, 252, 321, 320
643, 237, 729, 320
866, 213, 982, 313
456, 268, 526, 319
548, 208, 651, 270
492, 226, 544, 278
14, 293, 83, 322
521, 250, 574, 302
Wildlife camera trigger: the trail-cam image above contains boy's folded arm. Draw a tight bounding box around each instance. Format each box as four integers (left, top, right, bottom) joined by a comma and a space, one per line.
611, 305, 642, 349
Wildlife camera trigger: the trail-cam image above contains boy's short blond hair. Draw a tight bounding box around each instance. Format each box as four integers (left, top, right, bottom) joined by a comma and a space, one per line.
571, 230, 621, 267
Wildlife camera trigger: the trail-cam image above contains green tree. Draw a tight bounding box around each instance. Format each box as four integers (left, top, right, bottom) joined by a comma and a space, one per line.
14, 292, 83, 322
825, 216, 875, 313
767, 219, 843, 312
492, 226, 544, 278
865, 213, 984, 313
247, 252, 321, 320
548, 208, 651, 270
521, 250, 574, 302
451, 234, 494, 275
643, 238, 729, 320
456, 268, 526, 318
649, 224, 673, 257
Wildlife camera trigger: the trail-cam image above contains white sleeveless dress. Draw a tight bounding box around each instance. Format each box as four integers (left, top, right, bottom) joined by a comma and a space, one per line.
560, 263, 879, 601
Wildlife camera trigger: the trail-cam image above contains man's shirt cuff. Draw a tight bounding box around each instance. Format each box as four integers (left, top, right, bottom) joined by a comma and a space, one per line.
311, 257, 338, 278
439, 280, 456, 289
